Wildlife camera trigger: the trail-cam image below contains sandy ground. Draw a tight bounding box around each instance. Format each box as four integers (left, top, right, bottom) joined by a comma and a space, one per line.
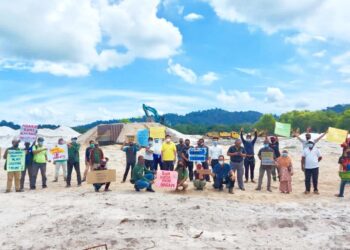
0, 138, 349, 250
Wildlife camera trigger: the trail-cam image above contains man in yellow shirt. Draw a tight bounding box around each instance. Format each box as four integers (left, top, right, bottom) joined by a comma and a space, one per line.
161, 135, 177, 171
32, 137, 48, 189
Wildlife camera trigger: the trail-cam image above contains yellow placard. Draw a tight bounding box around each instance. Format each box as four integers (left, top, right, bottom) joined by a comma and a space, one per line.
326, 127, 348, 144
149, 127, 166, 139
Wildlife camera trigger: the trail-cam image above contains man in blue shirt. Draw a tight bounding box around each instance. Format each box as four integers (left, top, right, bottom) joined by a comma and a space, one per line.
20, 141, 34, 191
241, 129, 258, 183
212, 155, 235, 194
227, 139, 247, 191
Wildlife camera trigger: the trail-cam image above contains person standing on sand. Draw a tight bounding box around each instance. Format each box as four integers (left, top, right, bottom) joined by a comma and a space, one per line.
152, 138, 163, 171
122, 140, 140, 183
53, 138, 68, 182
20, 141, 34, 191
240, 128, 258, 183
144, 137, 154, 170
175, 160, 189, 191
301, 140, 322, 195
181, 139, 194, 181
269, 136, 280, 181
209, 137, 222, 175
335, 148, 350, 198
32, 137, 49, 190
3, 138, 24, 193
296, 128, 327, 150
89, 143, 104, 169
131, 156, 155, 192
161, 135, 177, 171
256, 139, 276, 192
176, 138, 185, 161
212, 155, 235, 194
193, 163, 207, 190
92, 158, 111, 192
276, 150, 293, 194
66, 137, 82, 187
227, 139, 246, 191
82, 140, 95, 182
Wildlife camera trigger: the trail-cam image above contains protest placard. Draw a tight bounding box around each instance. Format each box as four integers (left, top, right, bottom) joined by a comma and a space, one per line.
149, 127, 166, 139
49, 144, 68, 162
261, 151, 275, 165
197, 169, 212, 179
155, 170, 178, 189
19, 124, 38, 143
326, 127, 348, 144
87, 170, 116, 184
189, 148, 207, 162
137, 129, 149, 147
7, 150, 25, 172
274, 122, 291, 137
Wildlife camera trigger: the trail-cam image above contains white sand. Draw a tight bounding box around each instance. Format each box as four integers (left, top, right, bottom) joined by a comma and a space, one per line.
0, 137, 349, 249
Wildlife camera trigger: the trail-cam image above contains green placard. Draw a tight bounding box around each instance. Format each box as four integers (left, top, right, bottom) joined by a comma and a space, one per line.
274, 122, 291, 137
7, 150, 25, 172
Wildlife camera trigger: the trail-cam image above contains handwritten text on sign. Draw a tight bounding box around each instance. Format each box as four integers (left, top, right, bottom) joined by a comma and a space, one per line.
155, 170, 178, 189
7, 150, 25, 172
19, 124, 38, 143
189, 148, 207, 162
49, 144, 68, 161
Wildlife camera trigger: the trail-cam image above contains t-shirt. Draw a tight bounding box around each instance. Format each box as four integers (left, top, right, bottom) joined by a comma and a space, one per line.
176, 144, 186, 159
144, 146, 154, 161
33, 145, 47, 164
227, 146, 246, 163
209, 145, 223, 160
161, 142, 176, 161
338, 156, 350, 171
123, 144, 140, 163
182, 145, 193, 161
302, 147, 321, 169
213, 163, 232, 179
153, 140, 162, 155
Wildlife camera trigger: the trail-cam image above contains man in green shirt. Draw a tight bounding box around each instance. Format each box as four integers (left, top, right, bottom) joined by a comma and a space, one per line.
66, 137, 82, 187
32, 137, 48, 189
131, 156, 155, 192
175, 160, 189, 191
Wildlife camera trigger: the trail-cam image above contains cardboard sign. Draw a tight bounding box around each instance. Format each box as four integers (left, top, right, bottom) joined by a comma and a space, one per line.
19, 124, 38, 143
126, 135, 135, 143
49, 144, 68, 161
261, 151, 275, 165
7, 150, 25, 172
326, 127, 348, 144
137, 129, 149, 147
149, 127, 166, 139
189, 148, 207, 162
155, 170, 178, 189
87, 170, 116, 184
274, 122, 291, 137
197, 169, 212, 179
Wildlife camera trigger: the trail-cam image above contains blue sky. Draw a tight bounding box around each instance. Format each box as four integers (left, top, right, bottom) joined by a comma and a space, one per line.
1, 0, 350, 126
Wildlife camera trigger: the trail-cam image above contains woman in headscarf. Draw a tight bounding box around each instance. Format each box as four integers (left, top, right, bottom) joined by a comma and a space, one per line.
276, 149, 293, 194
193, 162, 207, 190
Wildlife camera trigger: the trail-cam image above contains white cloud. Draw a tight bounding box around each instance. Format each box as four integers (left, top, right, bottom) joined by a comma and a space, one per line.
312, 50, 327, 58
285, 33, 326, 45
235, 67, 260, 76
184, 13, 204, 22
265, 87, 285, 103
201, 72, 219, 85
0, 0, 182, 77
206, 0, 350, 42
332, 51, 350, 74
217, 89, 254, 106
167, 59, 198, 84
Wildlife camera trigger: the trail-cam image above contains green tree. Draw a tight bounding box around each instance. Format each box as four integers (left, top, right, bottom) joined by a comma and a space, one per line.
254, 114, 276, 134
337, 109, 350, 130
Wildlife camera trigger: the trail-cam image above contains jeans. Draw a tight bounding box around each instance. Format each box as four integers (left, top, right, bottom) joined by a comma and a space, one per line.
67, 161, 82, 185
244, 157, 255, 181
185, 161, 194, 181
145, 160, 153, 170
152, 154, 162, 171
55, 161, 67, 179
257, 165, 272, 190
213, 175, 235, 190
162, 161, 174, 171
20, 164, 32, 190
231, 161, 244, 189
135, 173, 154, 190
339, 180, 350, 197
31, 162, 47, 188
305, 168, 319, 192
123, 162, 135, 182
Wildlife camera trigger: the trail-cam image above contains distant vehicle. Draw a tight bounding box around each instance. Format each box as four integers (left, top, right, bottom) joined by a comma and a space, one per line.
231, 131, 240, 139
142, 104, 166, 125
206, 131, 241, 139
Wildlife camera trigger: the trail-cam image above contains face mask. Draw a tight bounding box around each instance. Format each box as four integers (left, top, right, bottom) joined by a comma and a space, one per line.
282, 153, 288, 157
246, 137, 252, 141
149, 142, 153, 146
90, 144, 95, 148
38, 142, 43, 146
166, 138, 171, 143
213, 141, 218, 146
264, 144, 269, 148
219, 160, 224, 165
307, 144, 313, 149
13, 143, 19, 148
72, 140, 77, 144
185, 143, 190, 146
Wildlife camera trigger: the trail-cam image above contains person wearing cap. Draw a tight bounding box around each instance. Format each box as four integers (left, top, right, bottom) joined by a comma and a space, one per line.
269, 136, 280, 182
53, 138, 67, 183
32, 137, 49, 189
302, 140, 322, 195
3, 138, 24, 193
256, 139, 276, 192
227, 139, 246, 190
161, 135, 177, 171
212, 155, 235, 194
335, 148, 350, 198
92, 158, 111, 192
122, 139, 141, 183
66, 137, 82, 187
20, 141, 34, 191
175, 160, 189, 191
209, 137, 222, 177
89, 143, 104, 169
240, 128, 258, 183
276, 149, 293, 194
82, 140, 95, 182
193, 163, 207, 190
131, 156, 155, 192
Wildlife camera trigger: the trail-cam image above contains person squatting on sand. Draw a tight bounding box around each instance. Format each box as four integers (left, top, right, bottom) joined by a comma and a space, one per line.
256, 139, 276, 192
53, 138, 67, 183
240, 128, 258, 183
3, 138, 23, 193
335, 148, 350, 198
276, 150, 293, 194
193, 163, 207, 190
175, 160, 189, 191
212, 155, 235, 194
227, 139, 246, 190
131, 156, 155, 192
161, 134, 177, 171
83, 140, 95, 182
121, 140, 140, 183
302, 140, 322, 195
92, 158, 111, 192
66, 137, 82, 187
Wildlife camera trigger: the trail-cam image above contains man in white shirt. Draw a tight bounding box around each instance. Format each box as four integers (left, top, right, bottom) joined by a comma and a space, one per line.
301, 140, 322, 195
297, 131, 326, 150
209, 137, 223, 170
